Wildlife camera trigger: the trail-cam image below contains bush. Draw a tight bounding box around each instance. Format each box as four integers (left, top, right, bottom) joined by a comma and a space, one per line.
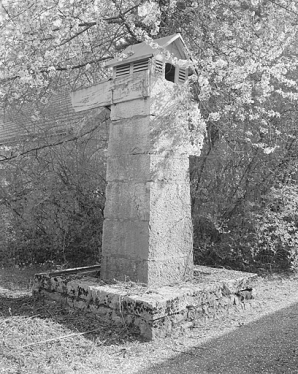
0, 128, 106, 267
251, 184, 298, 271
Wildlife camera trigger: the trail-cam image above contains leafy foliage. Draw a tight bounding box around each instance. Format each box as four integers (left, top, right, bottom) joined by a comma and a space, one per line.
252, 184, 298, 270
1, 0, 298, 271
0, 130, 106, 266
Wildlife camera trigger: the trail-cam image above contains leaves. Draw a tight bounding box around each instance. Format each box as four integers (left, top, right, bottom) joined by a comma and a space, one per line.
0, 130, 107, 266
1, 0, 298, 272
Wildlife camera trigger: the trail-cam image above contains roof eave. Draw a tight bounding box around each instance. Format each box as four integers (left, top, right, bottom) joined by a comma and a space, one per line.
161, 33, 183, 48
105, 53, 154, 68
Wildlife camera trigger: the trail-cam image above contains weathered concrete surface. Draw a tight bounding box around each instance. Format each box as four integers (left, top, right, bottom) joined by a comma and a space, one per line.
101, 71, 196, 286
33, 265, 258, 340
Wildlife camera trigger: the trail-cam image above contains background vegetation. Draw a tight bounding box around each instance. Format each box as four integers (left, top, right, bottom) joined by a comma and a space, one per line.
0, 128, 106, 267
1, 0, 298, 272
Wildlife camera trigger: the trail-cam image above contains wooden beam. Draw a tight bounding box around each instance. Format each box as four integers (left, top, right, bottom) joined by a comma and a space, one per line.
71, 80, 112, 112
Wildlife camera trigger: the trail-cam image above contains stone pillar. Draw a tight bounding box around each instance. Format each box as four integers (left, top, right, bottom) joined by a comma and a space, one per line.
101, 71, 194, 286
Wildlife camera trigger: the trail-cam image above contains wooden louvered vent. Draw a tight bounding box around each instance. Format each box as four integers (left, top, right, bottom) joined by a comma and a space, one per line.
133, 59, 149, 73
178, 68, 186, 83
154, 60, 163, 75
115, 63, 130, 78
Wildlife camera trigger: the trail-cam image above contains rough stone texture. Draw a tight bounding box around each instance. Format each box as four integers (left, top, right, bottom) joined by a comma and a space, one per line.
107, 117, 151, 156
106, 154, 190, 183
33, 265, 258, 340
149, 182, 192, 259
101, 70, 194, 286
110, 98, 150, 121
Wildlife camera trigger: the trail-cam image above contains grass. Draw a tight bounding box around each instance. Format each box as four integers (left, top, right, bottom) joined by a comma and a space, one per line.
1, 266, 298, 374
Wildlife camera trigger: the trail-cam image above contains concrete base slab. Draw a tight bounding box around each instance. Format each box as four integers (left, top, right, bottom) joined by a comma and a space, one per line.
33, 265, 258, 340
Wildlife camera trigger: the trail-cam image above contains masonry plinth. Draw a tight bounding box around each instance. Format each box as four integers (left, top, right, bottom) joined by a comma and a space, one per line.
34, 34, 259, 341
100, 73, 194, 286
33, 266, 258, 340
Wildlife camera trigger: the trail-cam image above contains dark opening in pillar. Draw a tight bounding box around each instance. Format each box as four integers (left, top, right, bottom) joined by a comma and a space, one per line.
165, 63, 175, 83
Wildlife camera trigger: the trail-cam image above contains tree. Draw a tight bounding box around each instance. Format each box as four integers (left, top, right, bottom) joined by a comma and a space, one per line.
1, 0, 298, 270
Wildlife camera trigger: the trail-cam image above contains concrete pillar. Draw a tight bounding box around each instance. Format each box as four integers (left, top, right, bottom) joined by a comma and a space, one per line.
101, 72, 194, 286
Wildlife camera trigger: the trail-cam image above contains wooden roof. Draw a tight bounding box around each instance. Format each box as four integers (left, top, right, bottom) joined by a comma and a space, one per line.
106, 33, 189, 67
0, 90, 110, 145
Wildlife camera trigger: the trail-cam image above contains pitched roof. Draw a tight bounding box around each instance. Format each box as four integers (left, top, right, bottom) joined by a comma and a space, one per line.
106, 33, 189, 67
0, 90, 110, 145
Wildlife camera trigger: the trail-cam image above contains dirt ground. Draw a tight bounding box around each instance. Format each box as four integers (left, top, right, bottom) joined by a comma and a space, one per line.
1, 266, 298, 374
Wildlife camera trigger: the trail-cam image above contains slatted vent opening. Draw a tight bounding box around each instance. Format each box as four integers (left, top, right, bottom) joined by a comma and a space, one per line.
115, 63, 130, 78
154, 59, 163, 75
133, 59, 149, 73
178, 68, 186, 83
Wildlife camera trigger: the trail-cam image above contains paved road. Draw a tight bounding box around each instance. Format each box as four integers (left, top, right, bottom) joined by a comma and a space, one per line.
139, 303, 298, 374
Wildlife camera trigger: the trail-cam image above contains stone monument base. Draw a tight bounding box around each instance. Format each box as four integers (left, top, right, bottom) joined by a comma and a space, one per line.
33, 265, 257, 340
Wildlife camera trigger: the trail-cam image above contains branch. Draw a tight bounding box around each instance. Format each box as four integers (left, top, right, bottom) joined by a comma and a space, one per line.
19, 327, 103, 349
78, 3, 141, 26
0, 114, 109, 163
78, 21, 97, 27
1, 3, 15, 23
42, 56, 112, 72
0, 56, 113, 84
59, 24, 94, 47
268, 0, 298, 18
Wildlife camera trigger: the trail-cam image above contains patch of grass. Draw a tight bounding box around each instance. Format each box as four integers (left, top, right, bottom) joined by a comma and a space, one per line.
0, 266, 152, 374
0, 293, 148, 374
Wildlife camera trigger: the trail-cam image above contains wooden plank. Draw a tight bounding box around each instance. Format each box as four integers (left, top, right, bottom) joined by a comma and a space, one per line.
111, 72, 150, 104
71, 80, 112, 112
47, 264, 101, 276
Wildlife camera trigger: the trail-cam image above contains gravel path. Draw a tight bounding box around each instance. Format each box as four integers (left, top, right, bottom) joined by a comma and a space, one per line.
138, 288, 298, 373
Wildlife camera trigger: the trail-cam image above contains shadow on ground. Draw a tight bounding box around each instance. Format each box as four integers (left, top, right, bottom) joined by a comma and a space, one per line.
137, 302, 298, 374
0, 266, 144, 347
0, 292, 145, 346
